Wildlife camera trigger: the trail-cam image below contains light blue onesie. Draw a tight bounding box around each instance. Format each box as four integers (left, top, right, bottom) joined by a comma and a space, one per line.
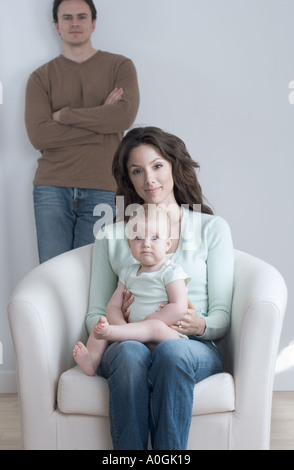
119, 259, 191, 328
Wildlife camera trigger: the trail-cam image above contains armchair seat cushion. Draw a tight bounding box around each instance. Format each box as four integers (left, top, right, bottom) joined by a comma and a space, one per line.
57, 366, 235, 417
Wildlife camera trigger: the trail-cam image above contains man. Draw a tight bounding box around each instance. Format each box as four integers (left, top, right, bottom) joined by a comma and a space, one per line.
25, 0, 140, 263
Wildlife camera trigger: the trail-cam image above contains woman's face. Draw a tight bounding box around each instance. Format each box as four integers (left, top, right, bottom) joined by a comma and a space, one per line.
127, 145, 177, 207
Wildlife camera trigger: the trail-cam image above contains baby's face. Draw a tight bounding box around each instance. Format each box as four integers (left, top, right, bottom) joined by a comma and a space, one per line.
128, 217, 172, 267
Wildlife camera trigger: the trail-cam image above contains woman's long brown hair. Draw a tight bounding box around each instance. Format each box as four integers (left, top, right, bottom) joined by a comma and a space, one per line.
112, 127, 213, 219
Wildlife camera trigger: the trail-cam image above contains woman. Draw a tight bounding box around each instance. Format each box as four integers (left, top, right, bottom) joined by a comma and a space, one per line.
86, 127, 234, 450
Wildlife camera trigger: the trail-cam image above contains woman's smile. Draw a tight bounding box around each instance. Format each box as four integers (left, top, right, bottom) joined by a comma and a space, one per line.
145, 187, 161, 195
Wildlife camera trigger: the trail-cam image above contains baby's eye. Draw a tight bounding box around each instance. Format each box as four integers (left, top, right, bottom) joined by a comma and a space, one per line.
151, 234, 159, 240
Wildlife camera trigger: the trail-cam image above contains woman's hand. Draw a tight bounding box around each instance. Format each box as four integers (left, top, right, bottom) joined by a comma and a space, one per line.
121, 289, 134, 322
171, 299, 206, 336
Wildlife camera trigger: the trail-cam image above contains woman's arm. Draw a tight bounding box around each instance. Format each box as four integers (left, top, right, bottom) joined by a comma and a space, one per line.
201, 218, 234, 340
86, 236, 119, 334
171, 299, 206, 336
172, 216, 234, 340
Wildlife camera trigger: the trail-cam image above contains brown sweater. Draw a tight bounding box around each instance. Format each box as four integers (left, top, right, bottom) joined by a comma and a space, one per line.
25, 51, 140, 191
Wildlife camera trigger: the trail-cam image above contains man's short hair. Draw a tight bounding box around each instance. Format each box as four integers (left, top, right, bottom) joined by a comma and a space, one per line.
52, 0, 97, 23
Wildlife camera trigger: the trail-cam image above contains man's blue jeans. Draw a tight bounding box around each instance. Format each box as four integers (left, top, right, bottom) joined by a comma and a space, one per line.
33, 185, 116, 263
98, 339, 224, 450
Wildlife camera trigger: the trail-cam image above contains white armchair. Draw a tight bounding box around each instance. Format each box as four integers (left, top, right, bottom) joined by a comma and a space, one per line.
8, 245, 287, 450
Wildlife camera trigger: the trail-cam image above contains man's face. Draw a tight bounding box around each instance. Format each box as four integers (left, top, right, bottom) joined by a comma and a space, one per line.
55, 0, 96, 47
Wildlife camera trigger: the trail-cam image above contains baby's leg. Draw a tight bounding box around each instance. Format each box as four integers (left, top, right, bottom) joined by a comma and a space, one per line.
73, 342, 97, 376
94, 316, 180, 344
73, 325, 108, 376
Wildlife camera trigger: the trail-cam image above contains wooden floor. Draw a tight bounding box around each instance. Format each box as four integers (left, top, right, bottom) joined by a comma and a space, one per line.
0, 392, 293, 450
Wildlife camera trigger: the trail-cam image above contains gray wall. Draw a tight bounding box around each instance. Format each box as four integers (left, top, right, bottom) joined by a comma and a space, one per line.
0, 0, 293, 391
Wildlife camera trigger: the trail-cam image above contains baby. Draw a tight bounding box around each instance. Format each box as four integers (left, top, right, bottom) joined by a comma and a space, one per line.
73, 204, 191, 376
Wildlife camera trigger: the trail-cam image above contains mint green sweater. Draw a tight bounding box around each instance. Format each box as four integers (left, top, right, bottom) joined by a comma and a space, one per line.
86, 208, 234, 341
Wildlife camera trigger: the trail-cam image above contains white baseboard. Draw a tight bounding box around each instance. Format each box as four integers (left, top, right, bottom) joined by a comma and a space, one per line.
0, 371, 17, 393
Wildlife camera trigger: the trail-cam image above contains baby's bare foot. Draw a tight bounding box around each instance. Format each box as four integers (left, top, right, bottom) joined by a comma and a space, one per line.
94, 316, 111, 340
73, 342, 96, 376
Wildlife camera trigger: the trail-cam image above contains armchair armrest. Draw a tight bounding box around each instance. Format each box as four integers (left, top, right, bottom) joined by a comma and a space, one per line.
8, 244, 93, 449
218, 250, 287, 449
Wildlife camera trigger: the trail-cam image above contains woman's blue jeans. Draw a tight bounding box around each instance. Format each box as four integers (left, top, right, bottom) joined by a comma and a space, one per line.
97, 338, 224, 450
33, 185, 116, 263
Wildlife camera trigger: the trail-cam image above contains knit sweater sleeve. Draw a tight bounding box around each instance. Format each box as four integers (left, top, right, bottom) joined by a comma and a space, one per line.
59, 58, 140, 134
86, 235, 119, 334
25, 70, 103, 151
198, 217, 234, 341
